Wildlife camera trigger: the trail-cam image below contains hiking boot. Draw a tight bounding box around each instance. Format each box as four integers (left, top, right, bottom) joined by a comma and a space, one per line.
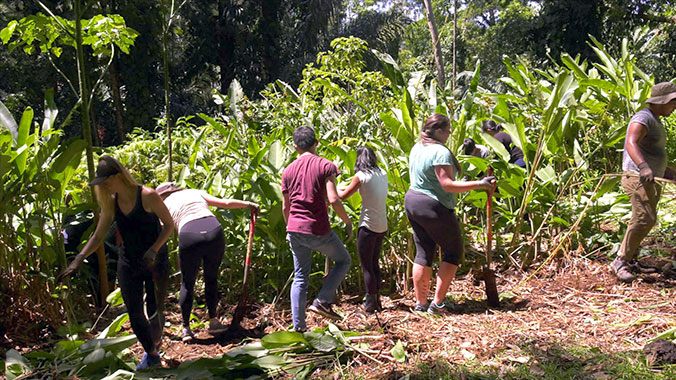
413, 302, 430, 313
308, 299, 342, 320
208, 318, 228, 335
364, 294, 378, 314
611, 257, 637, 283
136, 352, 161, 371
181, 327, 195, 342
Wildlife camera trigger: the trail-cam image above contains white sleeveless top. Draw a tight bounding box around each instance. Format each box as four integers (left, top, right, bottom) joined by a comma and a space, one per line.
356, 168, 388, 233
163, 189, 214, 232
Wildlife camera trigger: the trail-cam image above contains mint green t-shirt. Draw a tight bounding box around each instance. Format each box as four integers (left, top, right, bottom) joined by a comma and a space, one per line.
408, 141, 457, 209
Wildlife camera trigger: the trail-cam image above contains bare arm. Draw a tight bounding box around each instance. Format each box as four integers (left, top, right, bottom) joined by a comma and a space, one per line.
337, 175, 361, 200
201, 192, 258, 210
434, 165, 490, 193
58, 197, 114, 280
282, 192, 290, 224
625, 122, 648, 166
326, 175, 351, 225
143, 187, 175, 253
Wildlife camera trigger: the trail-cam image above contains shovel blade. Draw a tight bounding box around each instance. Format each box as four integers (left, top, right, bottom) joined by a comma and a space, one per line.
483, 269, 500, 307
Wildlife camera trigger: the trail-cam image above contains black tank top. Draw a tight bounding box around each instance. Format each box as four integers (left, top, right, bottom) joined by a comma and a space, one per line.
115, 186, 166, 271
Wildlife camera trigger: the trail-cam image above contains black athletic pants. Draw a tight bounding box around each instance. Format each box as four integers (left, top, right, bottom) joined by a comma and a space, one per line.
404, 190, 463, 267
178, 216, 225, 326
357, 227, 385, 295
117, 255, 169, 353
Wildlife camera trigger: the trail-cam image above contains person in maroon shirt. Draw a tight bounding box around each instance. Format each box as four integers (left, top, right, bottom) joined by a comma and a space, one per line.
282, 126, 353, 332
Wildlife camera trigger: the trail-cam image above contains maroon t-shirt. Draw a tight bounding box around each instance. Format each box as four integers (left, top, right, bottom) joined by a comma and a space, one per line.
281, 153, 340, 235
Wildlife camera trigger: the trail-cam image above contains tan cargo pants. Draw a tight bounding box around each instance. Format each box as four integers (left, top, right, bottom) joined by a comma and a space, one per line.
618, 174, 662, 262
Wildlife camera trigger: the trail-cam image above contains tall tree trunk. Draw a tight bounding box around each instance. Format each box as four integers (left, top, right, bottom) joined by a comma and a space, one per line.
74, 0, 109, 301
217, 1, 237, 94
259, 0, 281, 85
162, 27, 172, 182
109, 58, 126, 143
423, 0, 445, 89
452, 0, 457, 92
162, 0, 174, 182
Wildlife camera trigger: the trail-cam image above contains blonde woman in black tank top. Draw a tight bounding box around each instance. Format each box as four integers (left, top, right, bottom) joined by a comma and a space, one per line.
58, 156, 174, 371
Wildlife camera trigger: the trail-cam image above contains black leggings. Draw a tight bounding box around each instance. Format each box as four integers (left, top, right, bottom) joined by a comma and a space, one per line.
117, 257, 169, 353
178, 216, 225, 326
404, 190, 463, 266
357, 227, 385, 295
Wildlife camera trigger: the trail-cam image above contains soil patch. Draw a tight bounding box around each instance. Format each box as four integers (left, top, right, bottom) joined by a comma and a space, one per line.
121, 257, 676, 378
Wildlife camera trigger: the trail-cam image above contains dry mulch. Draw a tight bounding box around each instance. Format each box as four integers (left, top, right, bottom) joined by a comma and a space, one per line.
116, 256, 676, 378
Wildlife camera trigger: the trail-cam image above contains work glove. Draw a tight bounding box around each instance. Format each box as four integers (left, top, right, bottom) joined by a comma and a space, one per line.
57, 254, 85, 282
638, 162, 654, 183
344, 221, 354, 242
478, 176, 496, 191
248, 201, 260, 212
143, 247, 157, 269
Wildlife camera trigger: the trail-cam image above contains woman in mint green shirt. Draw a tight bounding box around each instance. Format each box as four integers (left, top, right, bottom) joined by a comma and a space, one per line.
405, 113, 494, 315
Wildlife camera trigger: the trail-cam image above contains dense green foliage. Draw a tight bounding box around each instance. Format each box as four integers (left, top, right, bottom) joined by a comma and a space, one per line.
2, 1, 676, 378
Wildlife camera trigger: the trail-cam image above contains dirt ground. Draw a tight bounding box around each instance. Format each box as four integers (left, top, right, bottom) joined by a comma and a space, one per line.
113, 254, 676, 378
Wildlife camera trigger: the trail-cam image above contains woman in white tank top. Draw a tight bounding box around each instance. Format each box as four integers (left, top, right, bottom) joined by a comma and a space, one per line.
338, 146, 388, 313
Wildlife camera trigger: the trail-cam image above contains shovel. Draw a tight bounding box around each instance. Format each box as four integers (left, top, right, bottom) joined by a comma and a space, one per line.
483, 166, 500, 307
230, 207, 258, 330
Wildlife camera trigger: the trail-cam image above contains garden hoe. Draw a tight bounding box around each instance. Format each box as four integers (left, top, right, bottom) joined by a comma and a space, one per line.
230, 207, 258, 330
483, 166, 500, 307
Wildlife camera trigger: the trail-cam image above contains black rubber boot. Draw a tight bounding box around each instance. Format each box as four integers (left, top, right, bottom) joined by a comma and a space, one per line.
364, 294, 378, 314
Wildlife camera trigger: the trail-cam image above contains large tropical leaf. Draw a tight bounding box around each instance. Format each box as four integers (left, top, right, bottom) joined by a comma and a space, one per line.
0, 100, 18, 141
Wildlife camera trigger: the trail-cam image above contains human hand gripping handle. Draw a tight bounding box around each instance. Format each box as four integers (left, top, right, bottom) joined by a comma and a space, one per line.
638, 162, 654, 183
478, 176, 497, 191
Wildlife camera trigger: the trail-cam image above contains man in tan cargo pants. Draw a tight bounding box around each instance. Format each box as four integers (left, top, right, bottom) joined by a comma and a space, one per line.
611, 82, 676, 282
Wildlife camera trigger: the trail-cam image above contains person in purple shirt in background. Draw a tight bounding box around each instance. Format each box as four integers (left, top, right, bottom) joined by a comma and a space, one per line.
281, 126, 353, 332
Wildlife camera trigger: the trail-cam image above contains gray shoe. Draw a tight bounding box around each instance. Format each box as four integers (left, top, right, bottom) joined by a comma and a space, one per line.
181, 327, 195, 342
428, 301, 450, 315
308, 299, 342, 320
413, 302, 430, 313
611, 257, 637, 283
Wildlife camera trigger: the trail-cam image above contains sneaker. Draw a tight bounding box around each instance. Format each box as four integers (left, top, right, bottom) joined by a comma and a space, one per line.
428, 301, 450, 315
364, 294, 378, 314
208, 318, 228, 335
136, 352, 161, 371
181, 327, 195, 342
611, 257, 637, 283
413, 302, 430, 313
308, 299, 342, 320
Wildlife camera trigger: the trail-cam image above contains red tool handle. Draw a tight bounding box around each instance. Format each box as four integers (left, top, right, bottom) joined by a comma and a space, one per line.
486, 166, 495, 264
